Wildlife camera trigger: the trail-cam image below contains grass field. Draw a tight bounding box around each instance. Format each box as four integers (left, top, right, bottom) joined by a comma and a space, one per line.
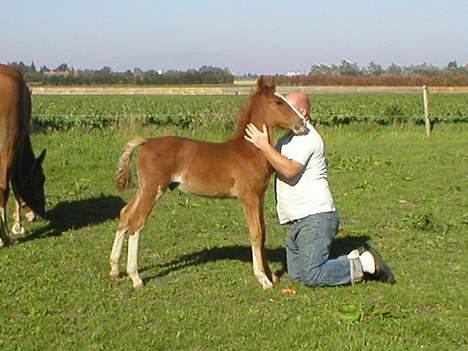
0, 101, 467, 350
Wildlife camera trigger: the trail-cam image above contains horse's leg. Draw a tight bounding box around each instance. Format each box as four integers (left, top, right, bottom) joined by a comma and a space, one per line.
126, 185, 164, 288
258, 195, 278, 284
0, 185, 11, 247
109, 227, 128, 279
109, 193, 140, 279
11, 198, 25, 235
240, 194, 274, 289
11, 185, 25, 236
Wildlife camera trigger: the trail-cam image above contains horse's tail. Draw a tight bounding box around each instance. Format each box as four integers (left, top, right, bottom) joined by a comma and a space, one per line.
116, 137, 147, 191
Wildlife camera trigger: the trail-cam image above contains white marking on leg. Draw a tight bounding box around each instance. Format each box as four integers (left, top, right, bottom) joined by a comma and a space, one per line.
11, 200, 25, 235
127, 229, 144, 288
13, 200, 20, 222
156, 185, 163, 200
110, 227, 127, 279
0, 207, 10, 247
11, 222, 25, 235
251, 246, 273, 289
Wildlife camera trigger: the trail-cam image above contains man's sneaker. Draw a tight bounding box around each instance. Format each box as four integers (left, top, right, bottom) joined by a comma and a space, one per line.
366, 246, 396, 284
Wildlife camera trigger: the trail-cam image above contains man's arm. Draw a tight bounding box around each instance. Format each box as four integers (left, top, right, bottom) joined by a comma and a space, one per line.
244, 123, 304, 179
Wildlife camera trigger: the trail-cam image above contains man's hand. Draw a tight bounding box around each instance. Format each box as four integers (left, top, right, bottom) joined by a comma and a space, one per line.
244, 122, 304, 180
244, 123, 269, 151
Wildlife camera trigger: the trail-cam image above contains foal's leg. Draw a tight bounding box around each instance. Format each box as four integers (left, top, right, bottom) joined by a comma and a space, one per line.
110, 193, 139, 279
126, 186, 163, 288
258, 196, 278, 284
241, 194, 274, 289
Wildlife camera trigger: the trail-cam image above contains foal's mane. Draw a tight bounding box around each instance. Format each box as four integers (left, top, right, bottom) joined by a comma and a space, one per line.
230, 92, 256, 140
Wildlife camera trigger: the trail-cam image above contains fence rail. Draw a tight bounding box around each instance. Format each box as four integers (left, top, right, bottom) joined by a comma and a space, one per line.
31, 85, 468, 96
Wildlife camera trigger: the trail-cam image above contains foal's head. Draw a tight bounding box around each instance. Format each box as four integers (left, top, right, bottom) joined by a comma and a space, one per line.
253, 77, 305, 134
20, 149, 46, 217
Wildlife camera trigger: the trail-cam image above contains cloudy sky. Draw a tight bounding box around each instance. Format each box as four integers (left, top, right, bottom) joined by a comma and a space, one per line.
2, 0, 467, 74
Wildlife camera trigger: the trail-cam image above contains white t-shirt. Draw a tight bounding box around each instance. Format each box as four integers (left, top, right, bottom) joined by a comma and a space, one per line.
275, 121, 336, 224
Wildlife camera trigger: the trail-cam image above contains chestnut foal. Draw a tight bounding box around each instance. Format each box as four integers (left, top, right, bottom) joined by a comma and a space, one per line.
110, 77, 305, 289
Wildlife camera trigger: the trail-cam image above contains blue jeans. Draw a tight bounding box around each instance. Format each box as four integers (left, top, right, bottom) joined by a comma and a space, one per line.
286, 211, 362, 286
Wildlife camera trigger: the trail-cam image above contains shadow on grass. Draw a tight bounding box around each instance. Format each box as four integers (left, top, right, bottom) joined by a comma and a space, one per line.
17, 195, 125, 243
141, 234, 370, 284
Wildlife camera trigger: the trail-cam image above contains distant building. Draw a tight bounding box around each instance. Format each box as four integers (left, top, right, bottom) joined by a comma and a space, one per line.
286, 71, 303, 77
43, 68, 74, 77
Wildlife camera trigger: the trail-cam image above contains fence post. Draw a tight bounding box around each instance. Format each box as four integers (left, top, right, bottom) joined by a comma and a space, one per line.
422, 85, 432, 137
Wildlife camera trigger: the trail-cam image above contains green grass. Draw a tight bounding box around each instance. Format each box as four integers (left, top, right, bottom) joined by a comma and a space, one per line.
0, 124, 467, 350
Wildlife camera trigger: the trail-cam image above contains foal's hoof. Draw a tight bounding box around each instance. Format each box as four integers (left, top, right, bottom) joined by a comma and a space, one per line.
259, 277, 274, 289
11, 223, 25, 236
133, 281, 144, 289
0, 237, 11, 248
109, 271, 121, 280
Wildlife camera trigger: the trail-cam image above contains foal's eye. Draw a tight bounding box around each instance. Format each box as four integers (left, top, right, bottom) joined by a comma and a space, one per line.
276, 100, 283, 105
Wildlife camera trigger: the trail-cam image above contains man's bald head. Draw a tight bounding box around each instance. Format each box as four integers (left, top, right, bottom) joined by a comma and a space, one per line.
286, 91, 310, 120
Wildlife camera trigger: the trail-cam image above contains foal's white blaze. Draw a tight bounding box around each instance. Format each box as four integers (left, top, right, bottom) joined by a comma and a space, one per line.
127, 229, 143, 288
24, 210, 36, 222
251, 246, 273, 289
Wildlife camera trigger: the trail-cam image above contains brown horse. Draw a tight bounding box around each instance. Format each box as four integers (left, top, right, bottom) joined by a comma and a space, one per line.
110, 77, 305, 289
0, 64, 46, 247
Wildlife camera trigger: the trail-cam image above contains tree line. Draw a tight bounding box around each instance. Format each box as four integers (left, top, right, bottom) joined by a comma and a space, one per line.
275, 60, 468, 86
7, 62, 234, 85
7, 60, 468, 86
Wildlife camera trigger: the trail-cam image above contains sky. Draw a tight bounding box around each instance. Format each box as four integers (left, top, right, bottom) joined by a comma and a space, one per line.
2, 0, 467, 75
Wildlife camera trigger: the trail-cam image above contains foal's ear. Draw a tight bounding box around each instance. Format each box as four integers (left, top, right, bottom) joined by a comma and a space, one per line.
36, 149, 47, 164
30, 149, 46, 175
256, 76, 276, 95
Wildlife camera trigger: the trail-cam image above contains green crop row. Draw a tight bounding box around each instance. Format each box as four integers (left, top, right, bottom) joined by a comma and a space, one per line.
31, 93, 468, 130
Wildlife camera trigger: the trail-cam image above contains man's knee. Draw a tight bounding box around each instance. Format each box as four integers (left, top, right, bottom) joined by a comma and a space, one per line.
287, 271, 302, 283
299, 268, 322, 287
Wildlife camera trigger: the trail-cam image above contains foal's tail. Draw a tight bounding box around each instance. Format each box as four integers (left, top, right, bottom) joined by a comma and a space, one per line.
116, 137, 147, 191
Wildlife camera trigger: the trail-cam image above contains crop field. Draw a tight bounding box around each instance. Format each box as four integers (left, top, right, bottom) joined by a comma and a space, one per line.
31, 93, 468, 130
1, 93, 467, 350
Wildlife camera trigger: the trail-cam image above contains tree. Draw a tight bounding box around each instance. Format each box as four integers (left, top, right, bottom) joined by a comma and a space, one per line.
338, 60, 360, 75
386, 63, 402, 75
309, 64, 334, 75
56, 63, 69, 72
367, 61, 383, 76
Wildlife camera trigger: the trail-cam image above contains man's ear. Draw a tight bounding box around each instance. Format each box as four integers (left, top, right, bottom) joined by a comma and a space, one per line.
299, 107, 307, 117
